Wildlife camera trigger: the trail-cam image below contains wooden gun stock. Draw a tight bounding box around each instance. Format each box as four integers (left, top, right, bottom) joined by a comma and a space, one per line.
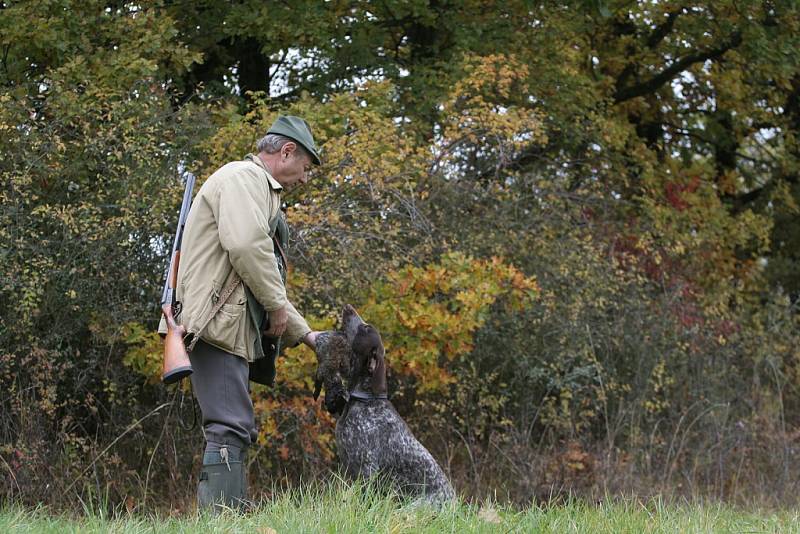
162, 302, 191, 384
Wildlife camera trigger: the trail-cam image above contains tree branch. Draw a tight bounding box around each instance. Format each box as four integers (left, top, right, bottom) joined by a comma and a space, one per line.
614, 30, 742, 102
646, 8, 683, 49
722, 183, 768, 213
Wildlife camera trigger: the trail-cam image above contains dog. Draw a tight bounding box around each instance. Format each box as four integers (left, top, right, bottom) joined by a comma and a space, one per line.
314, 304, 455, 504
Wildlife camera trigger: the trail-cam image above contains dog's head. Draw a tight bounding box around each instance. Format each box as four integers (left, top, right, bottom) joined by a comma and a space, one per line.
342, 304, 387, 397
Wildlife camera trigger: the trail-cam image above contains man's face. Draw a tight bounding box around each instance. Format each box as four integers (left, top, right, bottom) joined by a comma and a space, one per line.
274, 142, 313, 190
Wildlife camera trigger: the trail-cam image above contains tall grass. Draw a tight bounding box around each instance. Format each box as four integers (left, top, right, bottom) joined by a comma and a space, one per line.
2, 478, 798, 533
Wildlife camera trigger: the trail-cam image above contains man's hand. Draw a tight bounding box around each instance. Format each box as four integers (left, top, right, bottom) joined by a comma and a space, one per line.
265, 305, 288, 337
302, 331, 320, 349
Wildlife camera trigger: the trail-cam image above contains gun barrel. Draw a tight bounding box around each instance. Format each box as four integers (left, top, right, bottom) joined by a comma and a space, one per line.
160, 173, 196, 307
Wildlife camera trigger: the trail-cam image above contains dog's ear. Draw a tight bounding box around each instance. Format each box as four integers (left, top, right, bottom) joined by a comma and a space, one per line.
347, 347, 361, 385
370, 344, 387, 397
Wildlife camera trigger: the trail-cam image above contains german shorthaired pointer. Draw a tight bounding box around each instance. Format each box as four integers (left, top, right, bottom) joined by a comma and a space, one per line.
314, 304, 455, 504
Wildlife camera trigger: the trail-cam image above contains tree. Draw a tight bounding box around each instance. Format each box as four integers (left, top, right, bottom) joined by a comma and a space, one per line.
2, 0, 800, 508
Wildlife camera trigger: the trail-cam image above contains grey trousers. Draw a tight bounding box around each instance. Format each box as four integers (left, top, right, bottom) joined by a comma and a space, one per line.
189, 339, 257, 455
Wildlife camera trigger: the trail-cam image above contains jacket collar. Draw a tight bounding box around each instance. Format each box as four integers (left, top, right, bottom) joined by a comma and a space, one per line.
245, 153, 283, 191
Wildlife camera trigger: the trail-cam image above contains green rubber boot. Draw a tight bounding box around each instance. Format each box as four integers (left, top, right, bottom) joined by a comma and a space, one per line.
197, 446, 248, 513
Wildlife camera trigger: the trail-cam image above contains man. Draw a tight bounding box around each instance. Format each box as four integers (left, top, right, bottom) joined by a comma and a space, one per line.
168, 116, 322, 510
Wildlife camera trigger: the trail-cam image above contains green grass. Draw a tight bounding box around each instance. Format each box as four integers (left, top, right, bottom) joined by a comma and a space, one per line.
2, 479, 798, 533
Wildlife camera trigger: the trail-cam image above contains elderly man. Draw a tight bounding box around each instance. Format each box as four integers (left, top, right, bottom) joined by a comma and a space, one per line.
170, 116, 322, 510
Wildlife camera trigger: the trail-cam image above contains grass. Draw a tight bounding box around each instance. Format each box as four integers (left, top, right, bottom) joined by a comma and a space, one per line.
1, 479, 798, 533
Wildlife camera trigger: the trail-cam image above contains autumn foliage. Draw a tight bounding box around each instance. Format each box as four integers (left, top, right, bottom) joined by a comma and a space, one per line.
1, 0, 800, 511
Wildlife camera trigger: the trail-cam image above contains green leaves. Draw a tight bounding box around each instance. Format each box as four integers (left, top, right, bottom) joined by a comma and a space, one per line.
0, 4, 215, 503
3, 0, 800, 508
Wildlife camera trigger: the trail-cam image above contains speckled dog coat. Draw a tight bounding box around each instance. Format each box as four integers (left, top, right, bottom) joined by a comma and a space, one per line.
317, 305, 455, 504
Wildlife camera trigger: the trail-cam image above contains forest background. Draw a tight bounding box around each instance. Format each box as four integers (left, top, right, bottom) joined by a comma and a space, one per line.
1, 0, 799, 512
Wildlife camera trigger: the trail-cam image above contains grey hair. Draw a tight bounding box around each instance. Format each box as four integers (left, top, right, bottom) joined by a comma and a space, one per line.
256, 133, 311, 159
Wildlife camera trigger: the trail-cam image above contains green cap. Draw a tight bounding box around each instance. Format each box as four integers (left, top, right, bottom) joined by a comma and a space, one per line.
267, 115, 321, 165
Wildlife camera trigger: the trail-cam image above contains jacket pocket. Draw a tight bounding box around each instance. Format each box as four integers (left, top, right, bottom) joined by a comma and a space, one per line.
204, 279, 247, 354
205, 301, 246, 354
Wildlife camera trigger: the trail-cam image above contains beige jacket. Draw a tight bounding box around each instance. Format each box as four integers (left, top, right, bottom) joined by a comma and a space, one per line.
160, 155, 310, 361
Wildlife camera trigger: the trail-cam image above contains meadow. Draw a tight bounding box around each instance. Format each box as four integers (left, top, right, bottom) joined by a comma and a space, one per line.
2, 480, 798, 534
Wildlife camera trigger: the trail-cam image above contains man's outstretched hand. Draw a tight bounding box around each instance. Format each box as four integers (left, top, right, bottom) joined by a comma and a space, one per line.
302, 331, 320, 349
264, 305, 320, 349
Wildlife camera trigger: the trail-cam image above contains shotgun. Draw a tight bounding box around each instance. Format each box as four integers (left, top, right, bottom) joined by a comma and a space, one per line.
161, 172, 196, 384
